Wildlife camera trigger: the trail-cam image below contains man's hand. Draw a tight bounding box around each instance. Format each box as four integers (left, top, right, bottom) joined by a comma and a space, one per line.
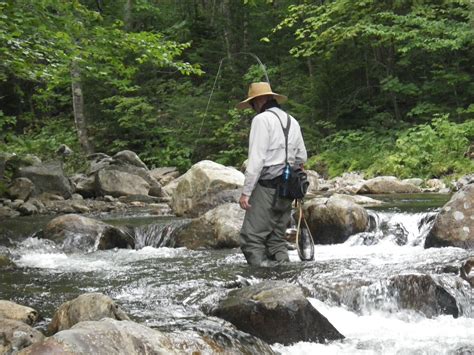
239, 194, 251, 210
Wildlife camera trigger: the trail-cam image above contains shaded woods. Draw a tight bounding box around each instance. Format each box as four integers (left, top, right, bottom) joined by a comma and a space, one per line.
1, 0, 473, 179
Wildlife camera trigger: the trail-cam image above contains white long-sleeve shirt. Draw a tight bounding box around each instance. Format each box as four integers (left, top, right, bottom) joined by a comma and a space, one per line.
242, 107, 307, 196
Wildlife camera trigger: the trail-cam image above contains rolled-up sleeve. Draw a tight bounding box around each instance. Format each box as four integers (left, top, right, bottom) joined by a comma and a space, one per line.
242, 116, 269, 196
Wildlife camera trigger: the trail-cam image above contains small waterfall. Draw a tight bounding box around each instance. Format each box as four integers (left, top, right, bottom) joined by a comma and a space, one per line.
347, 210, 438, 247
132, 220, 188, 249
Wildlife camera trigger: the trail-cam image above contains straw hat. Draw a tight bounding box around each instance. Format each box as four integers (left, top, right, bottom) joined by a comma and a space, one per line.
236, 82, 287, 110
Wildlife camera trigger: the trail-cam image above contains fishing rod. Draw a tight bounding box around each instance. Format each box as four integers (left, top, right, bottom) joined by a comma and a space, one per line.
199, 52, 270, 134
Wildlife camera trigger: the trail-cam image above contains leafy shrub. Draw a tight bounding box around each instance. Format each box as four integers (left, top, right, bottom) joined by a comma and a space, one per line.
310, 115, 474, 179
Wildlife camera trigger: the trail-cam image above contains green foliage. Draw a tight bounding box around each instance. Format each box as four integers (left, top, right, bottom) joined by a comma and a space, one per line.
207, 109, 251, 167
1, 0, 472, 181
368, 116, 474, 178
307, 129, 396, 178
311, 116, 474, 179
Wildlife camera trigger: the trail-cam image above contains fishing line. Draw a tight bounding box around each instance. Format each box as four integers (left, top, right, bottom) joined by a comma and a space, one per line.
198, 52, 270, 135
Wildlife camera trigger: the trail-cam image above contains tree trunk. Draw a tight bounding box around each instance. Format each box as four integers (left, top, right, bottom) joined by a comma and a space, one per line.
124, 0, 133, 31
222, 0, 232, 60
71, 61, 93, 154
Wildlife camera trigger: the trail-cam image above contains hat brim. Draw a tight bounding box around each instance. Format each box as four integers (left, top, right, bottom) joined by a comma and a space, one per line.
236, 92, 288, 110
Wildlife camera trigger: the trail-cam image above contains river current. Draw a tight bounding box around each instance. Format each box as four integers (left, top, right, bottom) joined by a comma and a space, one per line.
0, 195, 473, 354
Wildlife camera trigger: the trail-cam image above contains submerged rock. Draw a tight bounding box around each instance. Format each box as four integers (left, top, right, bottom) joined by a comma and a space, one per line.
48, 293, 130, 335
0, 318, 44, 354
0, 300, 40, 325
170, 160, 244, 217
42, 214, 134, 252
174, 203, 244, 249
24, 318, 275, 355
425, 184, 474, 249
210, 280, 344, 345
304, 194, 369, 244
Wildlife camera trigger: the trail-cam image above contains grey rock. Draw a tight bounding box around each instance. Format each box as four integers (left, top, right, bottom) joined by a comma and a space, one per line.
358, 176, 421, 194
425, 184, 474, 249
95, 169, 150, 197
17, 202, 38, 216
304, 194, 369, 244
174, 203, 244, 249
7, 177, 34, 201
43, 214, 134, 252
71, 173, 96, 198
23, 317, 275, 355
0, 301, 40, 325
171, 160, 244, 217
0, 205, 20, 219
0, 318, 44, 354
16, 161, 73, 198
211, 281, 344, 345
47, 293, 130, 335
113, 150, 148, 170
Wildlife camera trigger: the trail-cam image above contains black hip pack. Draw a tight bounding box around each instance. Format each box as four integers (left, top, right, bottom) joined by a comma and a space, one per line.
268, 110, 309, 201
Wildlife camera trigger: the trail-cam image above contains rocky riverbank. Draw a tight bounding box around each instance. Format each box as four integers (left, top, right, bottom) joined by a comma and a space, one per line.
1, 150, 473, 252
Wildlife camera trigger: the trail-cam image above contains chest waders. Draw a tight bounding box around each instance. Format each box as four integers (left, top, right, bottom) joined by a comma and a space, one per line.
268, 109, 315, 262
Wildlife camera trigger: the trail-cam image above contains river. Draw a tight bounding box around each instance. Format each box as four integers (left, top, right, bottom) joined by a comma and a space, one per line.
1, 194, 473, 354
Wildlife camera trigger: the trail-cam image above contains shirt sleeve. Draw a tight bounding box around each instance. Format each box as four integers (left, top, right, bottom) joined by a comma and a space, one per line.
242, 115, 269, 196
294, 125, 307, 166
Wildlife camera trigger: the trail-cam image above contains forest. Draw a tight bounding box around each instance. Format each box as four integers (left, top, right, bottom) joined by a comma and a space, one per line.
1, 0, 473, 180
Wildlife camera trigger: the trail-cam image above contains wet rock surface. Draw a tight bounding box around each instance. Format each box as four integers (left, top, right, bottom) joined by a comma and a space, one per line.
425, 184, 474, 249
210, 280, 344, 345
48, 293, 130, 335
304, 194, 369, 244
174, 203, 244, 249
42, 214, 134, 252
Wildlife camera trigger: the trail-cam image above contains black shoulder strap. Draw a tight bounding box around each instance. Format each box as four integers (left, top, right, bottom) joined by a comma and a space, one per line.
267, 109, 291, 163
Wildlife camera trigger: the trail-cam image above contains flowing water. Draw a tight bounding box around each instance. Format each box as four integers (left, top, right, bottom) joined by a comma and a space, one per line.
1, 194, 473, 354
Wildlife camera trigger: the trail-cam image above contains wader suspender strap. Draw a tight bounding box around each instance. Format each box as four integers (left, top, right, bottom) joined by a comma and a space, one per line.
267, 109, 291, 164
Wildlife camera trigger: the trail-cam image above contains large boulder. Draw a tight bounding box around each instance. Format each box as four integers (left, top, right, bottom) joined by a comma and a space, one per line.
16, 161, 73, 198
42, 214, 134, 252
425, 184, 474, 249
7, 177, 34, 201
304, 194, 369, 244
171, 160, 244, 217
95, 169, 150, 197
22, 318, 275, 355
174, 203, 244, 249
0, 319, 44, 354
358, 176, 421, 194
48, 293, 130, 335
210, 281, 344, 345
0, 301, 40, 325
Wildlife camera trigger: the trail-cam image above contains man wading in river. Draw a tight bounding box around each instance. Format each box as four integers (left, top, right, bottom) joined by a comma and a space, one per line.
237, 82, 307, 266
